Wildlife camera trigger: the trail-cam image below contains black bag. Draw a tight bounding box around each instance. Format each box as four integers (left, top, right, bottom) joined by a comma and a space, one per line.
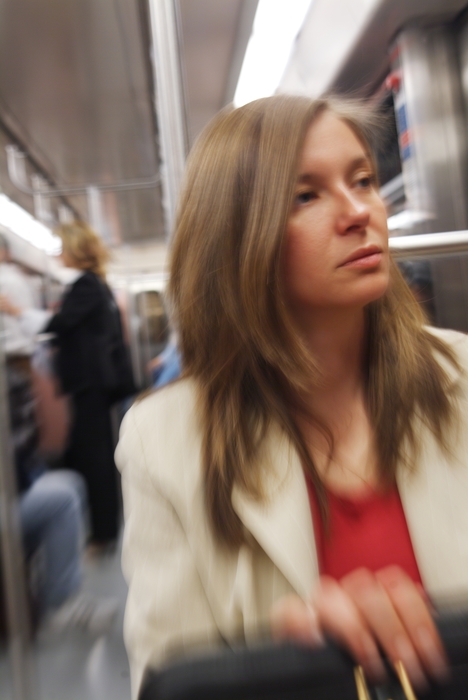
139, 610, 468, 700
102, 286, 138, 403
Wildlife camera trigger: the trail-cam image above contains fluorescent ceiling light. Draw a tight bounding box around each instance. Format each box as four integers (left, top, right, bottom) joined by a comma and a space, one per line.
0, 194, 61, 255
278, 0, 380, 98
234, 0, 312, 107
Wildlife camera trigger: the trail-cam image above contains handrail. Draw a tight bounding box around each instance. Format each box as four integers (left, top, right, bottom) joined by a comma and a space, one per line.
389, 230, 468, 259
5, 144, 160, 197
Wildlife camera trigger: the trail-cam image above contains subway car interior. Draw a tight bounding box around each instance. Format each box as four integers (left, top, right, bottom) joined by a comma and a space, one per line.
3, 0, 468, 698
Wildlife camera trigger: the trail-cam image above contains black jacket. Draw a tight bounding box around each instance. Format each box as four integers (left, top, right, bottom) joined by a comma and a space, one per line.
45, 272, 114, 394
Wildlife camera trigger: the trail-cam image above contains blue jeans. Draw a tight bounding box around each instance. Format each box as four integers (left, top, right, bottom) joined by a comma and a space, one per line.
19, 470, 87, 611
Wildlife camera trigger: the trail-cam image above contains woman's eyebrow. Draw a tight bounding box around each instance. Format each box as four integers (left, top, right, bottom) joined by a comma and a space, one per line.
297, 173, 319, 184
347, 155, 373, 172
297, 155, 374, 183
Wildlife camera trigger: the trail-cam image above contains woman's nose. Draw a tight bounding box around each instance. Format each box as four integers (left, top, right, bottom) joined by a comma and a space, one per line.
336, 188, 370, 234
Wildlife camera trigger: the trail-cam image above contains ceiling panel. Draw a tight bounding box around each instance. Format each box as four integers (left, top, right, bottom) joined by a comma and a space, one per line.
178, 0, 258, 144
0, 0, 256, 253
0, 0, 164, 244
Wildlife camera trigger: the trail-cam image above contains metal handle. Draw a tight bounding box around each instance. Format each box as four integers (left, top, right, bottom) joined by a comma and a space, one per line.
354, 662, 418, 700
394, 660, 418, 700
354, 666, 372, 700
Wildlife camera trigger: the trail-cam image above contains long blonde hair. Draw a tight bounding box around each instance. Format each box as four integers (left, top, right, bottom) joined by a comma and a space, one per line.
168, 95, 459, 547
58, 221, 109, 279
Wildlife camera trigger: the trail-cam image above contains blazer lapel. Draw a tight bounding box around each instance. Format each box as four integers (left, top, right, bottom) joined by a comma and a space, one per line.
232, 426, 318, 599
398, 419, 468, 601
397, 332, 468, 601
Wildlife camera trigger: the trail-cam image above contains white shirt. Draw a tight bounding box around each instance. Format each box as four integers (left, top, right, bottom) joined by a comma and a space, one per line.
0, 262, 49, 356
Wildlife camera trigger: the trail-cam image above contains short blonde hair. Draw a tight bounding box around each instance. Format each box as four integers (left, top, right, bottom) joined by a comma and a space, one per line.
57, 221, 109, 278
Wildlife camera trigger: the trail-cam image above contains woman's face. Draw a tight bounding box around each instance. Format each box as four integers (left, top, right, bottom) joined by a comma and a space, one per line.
284, 111, 389, 318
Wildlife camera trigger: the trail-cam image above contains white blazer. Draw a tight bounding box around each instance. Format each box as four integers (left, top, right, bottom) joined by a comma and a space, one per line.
116, 327, 468, 698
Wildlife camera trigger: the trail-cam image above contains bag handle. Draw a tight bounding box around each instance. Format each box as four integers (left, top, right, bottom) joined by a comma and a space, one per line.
355, 661, 418, 700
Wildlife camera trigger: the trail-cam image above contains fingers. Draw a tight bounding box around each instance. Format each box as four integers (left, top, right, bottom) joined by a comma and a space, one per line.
339, 567, 448, 689
340, 568, 428, 688
376, 567, 449, 682
271, 567, 448, 692
313, 576, 387, 684
270, 594, 323, 646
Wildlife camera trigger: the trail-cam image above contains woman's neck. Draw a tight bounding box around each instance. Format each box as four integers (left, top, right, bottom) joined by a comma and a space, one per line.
294, 305, 380, 493
299, 306, 367, 395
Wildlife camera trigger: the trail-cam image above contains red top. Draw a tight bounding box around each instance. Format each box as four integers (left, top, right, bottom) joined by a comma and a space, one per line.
306, 477, 423, 585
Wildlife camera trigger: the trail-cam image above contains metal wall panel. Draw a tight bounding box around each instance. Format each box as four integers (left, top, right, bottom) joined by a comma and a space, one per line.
278, 0, 468, 99
393, 24, 468, 331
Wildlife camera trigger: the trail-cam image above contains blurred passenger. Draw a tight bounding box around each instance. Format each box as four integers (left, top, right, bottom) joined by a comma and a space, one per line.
0, 231, 79, 622
0, 230, 73, 467
31, 337, 71, 459
0, 228, 48, 483
148, 333, 181, 388
43, 222, 124, 552
5, 362, 118, 635
0, 232, 44, 359
116, 96, 466, 697
0, 232, 118, 633
1, 223, 130, 551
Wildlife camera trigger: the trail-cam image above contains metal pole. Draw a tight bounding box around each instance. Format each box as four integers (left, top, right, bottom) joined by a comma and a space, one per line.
389, 230, 468, 259
0, 314, 37, 700
147, 0, 187, 239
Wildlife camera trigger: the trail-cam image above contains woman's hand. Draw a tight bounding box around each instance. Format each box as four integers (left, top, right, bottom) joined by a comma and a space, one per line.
0, 294, 21, 316
270, 566, 449, 690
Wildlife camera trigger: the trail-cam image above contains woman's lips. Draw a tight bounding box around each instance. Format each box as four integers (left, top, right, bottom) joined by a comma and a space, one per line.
341, 252, 382, 269
340, 246, 383, 269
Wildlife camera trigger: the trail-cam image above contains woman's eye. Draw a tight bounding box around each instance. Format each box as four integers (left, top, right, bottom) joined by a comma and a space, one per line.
295, 190, 316, 205
355, 174, 376, 189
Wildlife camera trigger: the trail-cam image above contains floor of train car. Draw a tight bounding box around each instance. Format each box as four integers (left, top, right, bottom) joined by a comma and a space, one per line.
0, 530, 131, 700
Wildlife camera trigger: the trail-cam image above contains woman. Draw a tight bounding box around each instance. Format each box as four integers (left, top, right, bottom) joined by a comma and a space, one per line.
116, 96, 468, 698
44, 222, 121, 548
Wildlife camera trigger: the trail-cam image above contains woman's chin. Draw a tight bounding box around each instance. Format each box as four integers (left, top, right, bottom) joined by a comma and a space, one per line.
355, 272, 390, 306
